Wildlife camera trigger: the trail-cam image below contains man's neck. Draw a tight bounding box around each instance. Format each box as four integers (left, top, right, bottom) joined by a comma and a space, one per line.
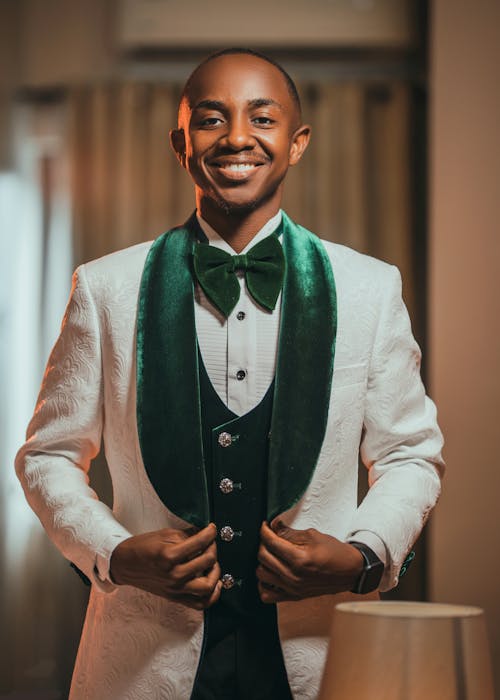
196, 198, 282, 253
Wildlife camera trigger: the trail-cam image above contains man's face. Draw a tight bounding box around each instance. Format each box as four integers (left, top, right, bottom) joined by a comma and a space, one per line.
171, 54, 310, 214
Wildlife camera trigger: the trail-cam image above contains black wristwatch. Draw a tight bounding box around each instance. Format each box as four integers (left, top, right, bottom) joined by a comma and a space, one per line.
349, 541, 384, 594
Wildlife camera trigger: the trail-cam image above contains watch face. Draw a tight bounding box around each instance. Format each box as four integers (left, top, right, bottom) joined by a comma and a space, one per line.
361, 560, 384, 594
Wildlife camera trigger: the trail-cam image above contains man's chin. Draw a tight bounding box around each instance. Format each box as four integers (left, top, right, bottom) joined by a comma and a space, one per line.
209, 189, 276, 216
219, 199, 259, 215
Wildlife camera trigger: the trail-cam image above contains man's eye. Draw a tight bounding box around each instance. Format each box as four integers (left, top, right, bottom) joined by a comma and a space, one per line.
199, 117, 223, 127
253, 117, 275, 125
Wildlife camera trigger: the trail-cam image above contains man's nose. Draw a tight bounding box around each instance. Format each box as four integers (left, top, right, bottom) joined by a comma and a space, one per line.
220, 117, 255, 150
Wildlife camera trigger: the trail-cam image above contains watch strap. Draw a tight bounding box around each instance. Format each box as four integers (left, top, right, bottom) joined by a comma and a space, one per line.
349, 541, 384, 594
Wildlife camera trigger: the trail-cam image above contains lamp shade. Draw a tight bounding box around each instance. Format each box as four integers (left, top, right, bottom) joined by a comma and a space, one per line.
318, 601, 494, 700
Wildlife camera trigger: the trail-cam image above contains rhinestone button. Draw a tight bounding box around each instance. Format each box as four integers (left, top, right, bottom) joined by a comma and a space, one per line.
219, 478, 234, 494
220, 525, 235, 542
221, 573, 235, 590
218, 432, 232, 448
236, 370, 246, 381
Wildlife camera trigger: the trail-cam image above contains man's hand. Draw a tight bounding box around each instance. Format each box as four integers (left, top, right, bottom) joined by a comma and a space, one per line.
110, 523, 222, 610
256, 519, 364, 603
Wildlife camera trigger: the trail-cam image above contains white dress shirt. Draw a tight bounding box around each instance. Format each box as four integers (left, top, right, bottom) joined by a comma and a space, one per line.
194, 210, 388, 568
195, 210, 282, 416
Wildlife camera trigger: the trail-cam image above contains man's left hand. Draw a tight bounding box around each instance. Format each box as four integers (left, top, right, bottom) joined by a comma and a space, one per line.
256, 519, 364, 603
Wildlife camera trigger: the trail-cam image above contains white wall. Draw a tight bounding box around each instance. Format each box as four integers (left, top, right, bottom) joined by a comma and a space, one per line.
428, 0, 500, 691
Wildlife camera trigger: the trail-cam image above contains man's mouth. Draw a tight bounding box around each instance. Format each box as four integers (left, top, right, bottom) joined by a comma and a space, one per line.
208, 154, 267, 182
218, 163, 258, 173
208, 158, 267, 181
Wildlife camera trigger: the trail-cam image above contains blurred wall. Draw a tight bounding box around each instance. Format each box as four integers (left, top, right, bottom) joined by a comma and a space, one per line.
0, 1, 19, 167
428, 0, 500, 690
2, 0, 416, 91
6, 0, 117, 88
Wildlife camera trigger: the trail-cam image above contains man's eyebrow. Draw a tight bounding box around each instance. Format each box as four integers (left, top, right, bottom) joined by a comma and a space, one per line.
248, 98, 285, 111
193, 99, 225, 111
192, 98, 285, 111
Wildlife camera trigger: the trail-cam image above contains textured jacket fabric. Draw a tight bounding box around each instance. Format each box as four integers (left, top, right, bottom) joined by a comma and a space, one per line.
15, 237, 444, 700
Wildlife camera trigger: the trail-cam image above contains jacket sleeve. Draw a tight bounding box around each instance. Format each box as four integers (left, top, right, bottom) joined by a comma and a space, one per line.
346, 265, 445, 591
15, 264, 132, 592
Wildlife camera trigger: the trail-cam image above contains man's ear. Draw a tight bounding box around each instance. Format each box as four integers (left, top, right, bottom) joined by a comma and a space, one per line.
170, 128, 186, 168
289, 124, 311, 167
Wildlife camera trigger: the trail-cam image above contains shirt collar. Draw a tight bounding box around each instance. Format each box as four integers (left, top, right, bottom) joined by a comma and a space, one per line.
196, 210, 283, 254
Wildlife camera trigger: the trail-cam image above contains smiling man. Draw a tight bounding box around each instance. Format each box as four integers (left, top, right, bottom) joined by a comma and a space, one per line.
16, 49, 444, 700
170, 51, 309, 253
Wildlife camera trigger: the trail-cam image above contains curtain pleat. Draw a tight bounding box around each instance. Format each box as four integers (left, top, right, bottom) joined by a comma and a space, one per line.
366, 83, 415, 322
69, 82, 196, 267
146, 85, 177, 234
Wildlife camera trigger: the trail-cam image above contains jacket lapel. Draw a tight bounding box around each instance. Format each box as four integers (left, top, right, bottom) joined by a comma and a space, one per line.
136, 211, 337, 527
136, 213, 209, 528
267, 213, 337, 520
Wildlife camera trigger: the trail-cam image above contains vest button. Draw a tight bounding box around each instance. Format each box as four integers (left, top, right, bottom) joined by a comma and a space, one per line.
220, 525, 235, 542
219, 478, 234, 494
221, 573, 235, 590
218, 432, 232, 448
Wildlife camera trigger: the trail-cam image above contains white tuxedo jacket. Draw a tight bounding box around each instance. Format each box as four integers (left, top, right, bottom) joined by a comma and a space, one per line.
16, 236, 444, 700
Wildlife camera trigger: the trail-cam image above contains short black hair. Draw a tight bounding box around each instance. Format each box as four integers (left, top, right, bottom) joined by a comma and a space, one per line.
178, 47, 301, 117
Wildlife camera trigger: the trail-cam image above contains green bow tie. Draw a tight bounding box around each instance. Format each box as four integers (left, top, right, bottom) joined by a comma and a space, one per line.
193, 233, 286, 317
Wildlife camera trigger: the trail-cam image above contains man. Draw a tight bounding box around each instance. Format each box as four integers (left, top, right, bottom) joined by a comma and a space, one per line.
16, 49, 444, 700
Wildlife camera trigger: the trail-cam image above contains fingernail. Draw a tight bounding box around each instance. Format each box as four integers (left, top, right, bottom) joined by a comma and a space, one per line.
272, 518, 286, 533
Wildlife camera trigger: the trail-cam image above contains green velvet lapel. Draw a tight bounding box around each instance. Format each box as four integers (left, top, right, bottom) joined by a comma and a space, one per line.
267, 212, 337, 521
136, 214, 209, 528
136, 211, 337, 527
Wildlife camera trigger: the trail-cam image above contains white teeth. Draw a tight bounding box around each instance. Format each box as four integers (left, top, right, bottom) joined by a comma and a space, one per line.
220, 163, 256, 171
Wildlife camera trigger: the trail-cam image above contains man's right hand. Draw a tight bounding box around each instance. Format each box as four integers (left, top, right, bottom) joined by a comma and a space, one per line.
110, 522, 221, 610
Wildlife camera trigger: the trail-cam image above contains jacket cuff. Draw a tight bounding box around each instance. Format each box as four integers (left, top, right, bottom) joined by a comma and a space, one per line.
91, 531, 132, 593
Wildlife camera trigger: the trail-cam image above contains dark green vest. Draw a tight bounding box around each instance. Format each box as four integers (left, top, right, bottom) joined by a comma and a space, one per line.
199, 348, 273, 620
191, 353, 292, 699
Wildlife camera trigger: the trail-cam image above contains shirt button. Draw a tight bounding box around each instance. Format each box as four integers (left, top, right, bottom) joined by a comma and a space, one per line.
221, 573, 235, 590
236, 370, 246, 381
218, 432, 232, 448
220, 525, 235, 542
236, 311, 246, 321
219, 478, 234, 494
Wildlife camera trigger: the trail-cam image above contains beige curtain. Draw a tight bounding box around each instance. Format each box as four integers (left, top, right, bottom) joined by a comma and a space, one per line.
285, 81, 416, 325
69, 83, 194, 265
